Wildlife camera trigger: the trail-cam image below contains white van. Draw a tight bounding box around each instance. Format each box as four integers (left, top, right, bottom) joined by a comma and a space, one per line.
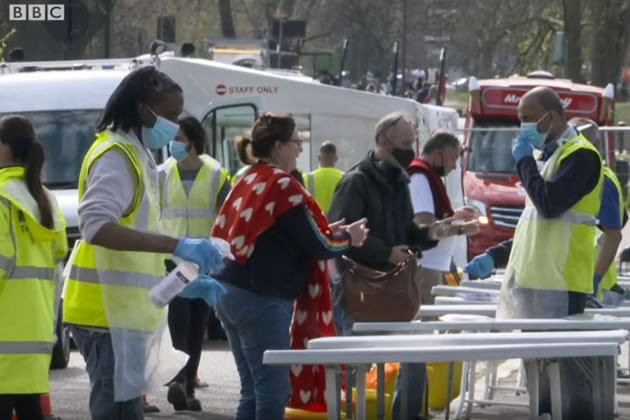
0, 54, 466, 361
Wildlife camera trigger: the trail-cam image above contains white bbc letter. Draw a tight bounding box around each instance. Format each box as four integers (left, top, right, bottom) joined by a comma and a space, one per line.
9, 5, 27, 21
28, 4, 46, 21
47, 4, 65, 21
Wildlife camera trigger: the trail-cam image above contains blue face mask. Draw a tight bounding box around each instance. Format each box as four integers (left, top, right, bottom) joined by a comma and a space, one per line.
520, 112, 551, 149
141, 107, 179, 150
168, 140, 188, 161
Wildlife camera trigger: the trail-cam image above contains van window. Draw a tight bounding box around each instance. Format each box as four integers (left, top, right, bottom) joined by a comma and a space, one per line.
202, 104, 257, 176
0, 110, 101, 189
467, 122, 519, 174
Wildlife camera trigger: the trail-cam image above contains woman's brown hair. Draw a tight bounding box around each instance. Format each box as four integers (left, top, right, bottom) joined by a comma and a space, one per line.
0, 115, 53, 229
235, 113, 296, 165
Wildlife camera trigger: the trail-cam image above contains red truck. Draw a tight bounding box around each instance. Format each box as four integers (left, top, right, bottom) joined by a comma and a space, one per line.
462, 71, 615, 259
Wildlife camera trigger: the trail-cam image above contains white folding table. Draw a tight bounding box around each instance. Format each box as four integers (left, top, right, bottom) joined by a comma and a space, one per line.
264, 342, 618, 420
352, 316, 630, 418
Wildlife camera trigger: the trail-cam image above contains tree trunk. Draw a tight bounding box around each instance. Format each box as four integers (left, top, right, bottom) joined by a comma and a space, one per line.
479, 43, 494, 79
590, 0, 630, 87
562, 0, 584, 83
218, 0, 236, 38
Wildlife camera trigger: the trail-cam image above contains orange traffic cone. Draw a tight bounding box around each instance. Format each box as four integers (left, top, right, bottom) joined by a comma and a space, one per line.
12, 394, 53, 420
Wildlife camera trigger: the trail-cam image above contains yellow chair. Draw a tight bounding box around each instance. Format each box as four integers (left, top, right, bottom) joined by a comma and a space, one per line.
284, 407, 346, 419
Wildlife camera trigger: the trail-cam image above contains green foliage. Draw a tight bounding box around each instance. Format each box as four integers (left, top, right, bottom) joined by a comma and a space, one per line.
0, 29, 16, 63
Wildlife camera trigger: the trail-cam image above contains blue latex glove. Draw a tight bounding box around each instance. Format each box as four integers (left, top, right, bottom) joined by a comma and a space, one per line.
463, 253, 495, 279
512, 135, 534, 163
173, 238, 223, 275
179, 275, 227, 306
592, 273, 603, 297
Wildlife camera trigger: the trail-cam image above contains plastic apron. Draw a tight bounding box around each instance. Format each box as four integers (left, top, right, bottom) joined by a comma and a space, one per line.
89, 133, 187, 401
497, 136, 602, 319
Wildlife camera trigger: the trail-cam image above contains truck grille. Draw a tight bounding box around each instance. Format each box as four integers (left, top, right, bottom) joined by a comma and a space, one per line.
490, 205, 523, 229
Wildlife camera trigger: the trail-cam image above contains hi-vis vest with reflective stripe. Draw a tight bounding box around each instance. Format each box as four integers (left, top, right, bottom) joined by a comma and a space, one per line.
159, 155, 228, 238
304, 167, 344, 213
231, 165, 250, 186
0, 167, 67, 394
63, 130, 166, 330
505, 135, 603, 294
597, 166, 625, 298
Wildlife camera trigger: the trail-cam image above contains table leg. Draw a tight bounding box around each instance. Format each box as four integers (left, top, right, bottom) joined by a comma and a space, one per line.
325, 366, 341, 420
356, 365, 368, 420
455, 361, 470, 420
377, 363, 385, 420
445, 361, 454, 420
527, 360, 539, 420
548, 361, 562, 420
347, 366, 355, 420
400, 364, 409, 420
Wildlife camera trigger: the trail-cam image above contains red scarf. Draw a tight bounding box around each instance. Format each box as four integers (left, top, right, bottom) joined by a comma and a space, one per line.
211, 163, 336, 412
408, 157, 454, 219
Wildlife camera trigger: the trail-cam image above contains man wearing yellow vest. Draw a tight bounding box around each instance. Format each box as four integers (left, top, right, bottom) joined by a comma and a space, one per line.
63, 67, 226, 420
569, 118, 627, 306
0, 115, 67, 420
304, 141, 344, 213
465, 87, 604, 419
159, 117, 230, 411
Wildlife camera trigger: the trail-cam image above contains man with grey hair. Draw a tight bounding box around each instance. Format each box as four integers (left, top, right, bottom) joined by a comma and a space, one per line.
328, 112, 455, 420
408, 130, 480, 306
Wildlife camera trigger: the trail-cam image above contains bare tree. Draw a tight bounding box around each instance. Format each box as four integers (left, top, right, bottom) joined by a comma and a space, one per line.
218, 0, 237, 37
589, 0, 630, 87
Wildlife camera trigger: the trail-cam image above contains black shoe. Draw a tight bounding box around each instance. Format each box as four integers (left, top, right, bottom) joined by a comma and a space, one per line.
186, 397, 202, 412
167, 382, 188, 411
143, 404, 160, 414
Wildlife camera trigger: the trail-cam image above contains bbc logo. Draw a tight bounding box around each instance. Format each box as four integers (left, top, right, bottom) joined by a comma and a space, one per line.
9, 4, 65, 21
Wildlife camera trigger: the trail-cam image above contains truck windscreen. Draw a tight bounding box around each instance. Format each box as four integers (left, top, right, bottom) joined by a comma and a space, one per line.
2, 110, 102, 189
467, 122, 519, 174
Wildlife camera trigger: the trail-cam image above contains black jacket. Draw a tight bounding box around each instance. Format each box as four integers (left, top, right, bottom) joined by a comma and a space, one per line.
328, 151, 437, 272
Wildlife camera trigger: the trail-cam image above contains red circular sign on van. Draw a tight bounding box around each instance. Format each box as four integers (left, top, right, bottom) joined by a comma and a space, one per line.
216, 84, 227, 96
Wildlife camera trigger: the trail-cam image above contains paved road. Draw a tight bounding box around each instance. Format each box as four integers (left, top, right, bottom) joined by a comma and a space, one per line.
49, 341, 238, 420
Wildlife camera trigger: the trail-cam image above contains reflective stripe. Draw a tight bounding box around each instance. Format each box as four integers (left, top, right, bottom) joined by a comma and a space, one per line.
0, 341, 53, 355
161, 208, 217, 219
4, 266, 54, 281
0, 254, 12, 272
521, 207, 598, 226
70, 265, 161, 289
307, 173, 315, 196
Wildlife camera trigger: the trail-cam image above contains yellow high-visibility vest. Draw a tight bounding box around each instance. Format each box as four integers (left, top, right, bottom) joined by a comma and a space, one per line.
505, 135, 603, 294
596, 166, 625, 298
0, 167, 67, 393
304, 167, 344, 213
63, 130, 166, 331
158, 155, 229, 238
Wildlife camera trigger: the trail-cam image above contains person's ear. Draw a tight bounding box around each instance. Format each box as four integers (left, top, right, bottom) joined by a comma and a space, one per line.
137, 103, 154, 127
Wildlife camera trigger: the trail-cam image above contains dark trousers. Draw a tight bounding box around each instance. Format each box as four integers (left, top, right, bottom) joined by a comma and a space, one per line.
0, 395, 43, 420
527, 291, 591, 418
168, 296, 211, 396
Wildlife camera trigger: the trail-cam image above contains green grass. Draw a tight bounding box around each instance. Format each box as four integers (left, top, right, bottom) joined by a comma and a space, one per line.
444, 91, 469, 115
616, 102, 630, 125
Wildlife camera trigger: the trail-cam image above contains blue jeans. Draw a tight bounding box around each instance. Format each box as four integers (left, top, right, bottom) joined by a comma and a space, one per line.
216, 283, 293, 420
335, 303, 426, 420
70, 327, 143, 420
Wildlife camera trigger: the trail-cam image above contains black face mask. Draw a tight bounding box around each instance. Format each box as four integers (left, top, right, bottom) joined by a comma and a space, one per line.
391, 147, 415, 168
432, 165, 446, 177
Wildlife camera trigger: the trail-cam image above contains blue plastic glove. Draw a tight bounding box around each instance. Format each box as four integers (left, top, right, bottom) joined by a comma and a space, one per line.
463, 253, 495, 279
173, 238, 224, 275
512, 135, 534, 163
592, 273, 603, 297
179, 275, 227, 306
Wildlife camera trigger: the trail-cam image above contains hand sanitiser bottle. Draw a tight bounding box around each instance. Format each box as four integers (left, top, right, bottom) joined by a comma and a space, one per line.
148, 238, 234, 308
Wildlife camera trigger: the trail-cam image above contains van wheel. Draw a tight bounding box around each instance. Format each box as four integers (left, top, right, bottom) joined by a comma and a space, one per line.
50, 302, 71, 369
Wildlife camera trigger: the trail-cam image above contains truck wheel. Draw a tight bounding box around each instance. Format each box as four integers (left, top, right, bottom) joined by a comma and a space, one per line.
50, 302, 71, 369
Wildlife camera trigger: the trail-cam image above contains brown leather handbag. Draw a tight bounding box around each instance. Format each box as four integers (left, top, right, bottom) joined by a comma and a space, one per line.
343, 255, 421, 322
